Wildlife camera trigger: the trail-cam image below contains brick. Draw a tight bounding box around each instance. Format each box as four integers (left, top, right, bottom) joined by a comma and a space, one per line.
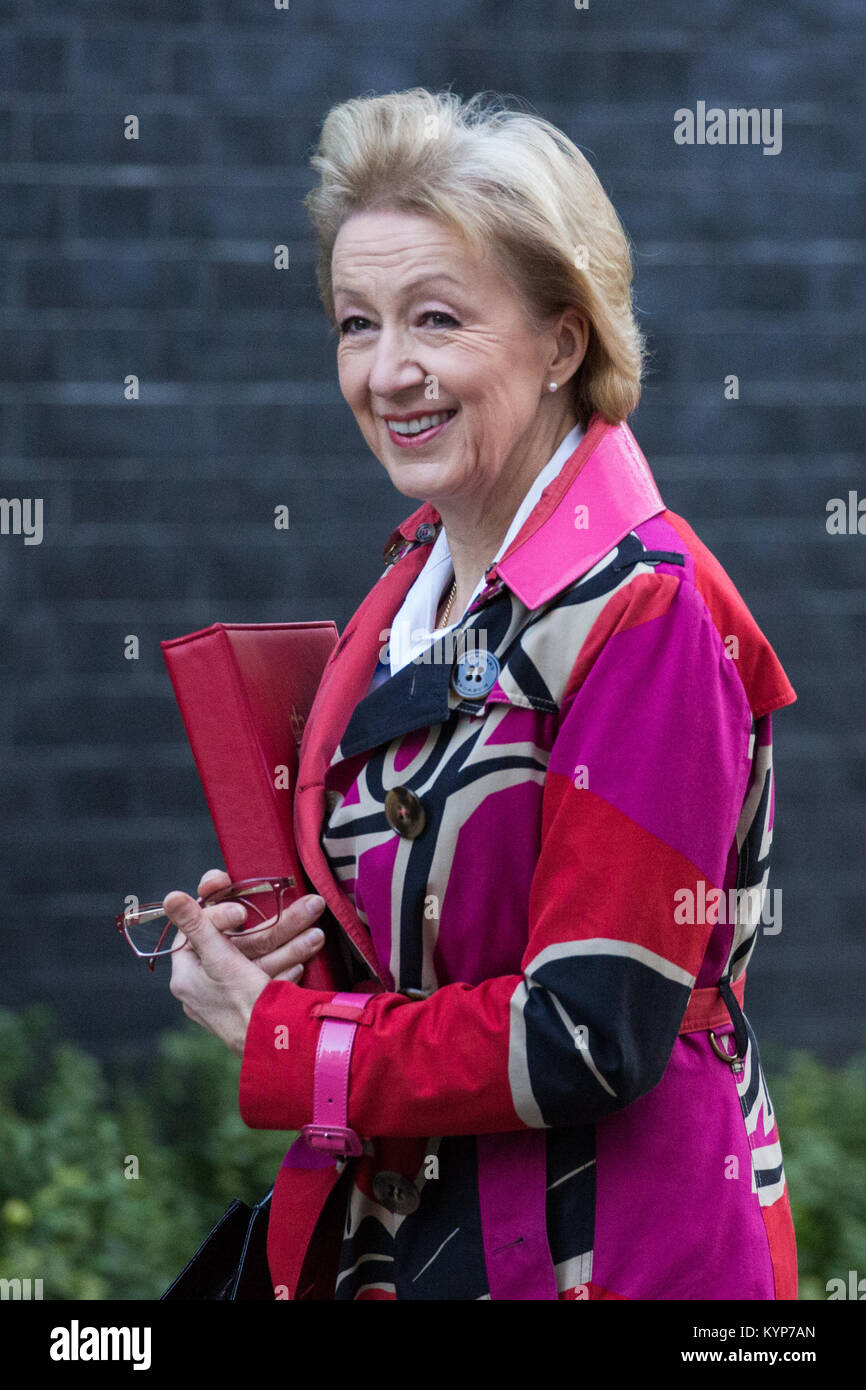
170, 34, 338, 100
0, 327, 56, 381
691, 43, 866, 107
213, 260, 299, 312
12, 32, 67, 94
0, 109, 15, 161
636, 398, 864, 456
208, 402, 344, 454
616, 174, 866, 241
23, 257, 200, 311
33, 112, 193, 165
71, 35, 165, 94
55, 326, 170, 383
11, 690, 178, 746
20, 403, 205, 457
163, 320, 333, 382
0, 184, 67, 240
215, 113, 318, 167
165, 180, 315, 240
667, 329, 866, 383
77, 188, 157, 239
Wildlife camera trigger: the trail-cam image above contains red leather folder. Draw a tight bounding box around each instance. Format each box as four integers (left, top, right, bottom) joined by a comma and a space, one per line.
161, 621, 339, 990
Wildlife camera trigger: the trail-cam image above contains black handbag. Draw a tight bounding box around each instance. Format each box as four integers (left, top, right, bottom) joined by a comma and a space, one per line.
160, 1188, 275, 1301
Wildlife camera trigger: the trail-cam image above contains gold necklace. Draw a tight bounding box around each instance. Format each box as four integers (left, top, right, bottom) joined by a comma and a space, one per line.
437, 576, 458, 629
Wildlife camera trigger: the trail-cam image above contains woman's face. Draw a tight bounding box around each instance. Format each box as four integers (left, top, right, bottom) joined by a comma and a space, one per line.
331, 209, 585, 508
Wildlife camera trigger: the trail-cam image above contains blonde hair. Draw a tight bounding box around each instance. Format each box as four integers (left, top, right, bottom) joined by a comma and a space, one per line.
304, 87, 645, 426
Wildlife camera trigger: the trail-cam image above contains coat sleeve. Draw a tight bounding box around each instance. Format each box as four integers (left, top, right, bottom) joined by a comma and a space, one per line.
239, 570, 755, 1138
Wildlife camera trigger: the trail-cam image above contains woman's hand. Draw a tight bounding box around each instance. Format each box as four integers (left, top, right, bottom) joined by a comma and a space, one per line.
195, 868, 328, 981
164, 870, 328, 1058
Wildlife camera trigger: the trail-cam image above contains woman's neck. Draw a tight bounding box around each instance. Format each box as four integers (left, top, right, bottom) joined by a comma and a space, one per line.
435, 407, 579, 624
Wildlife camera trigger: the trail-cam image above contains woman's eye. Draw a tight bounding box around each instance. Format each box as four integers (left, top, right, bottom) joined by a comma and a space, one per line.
420, 311, 458, 328
338, 311, 459, 336
338, 316, 371, 336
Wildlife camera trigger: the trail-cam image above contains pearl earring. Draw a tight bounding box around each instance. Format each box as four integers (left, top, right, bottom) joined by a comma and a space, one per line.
548, 381, 558, 392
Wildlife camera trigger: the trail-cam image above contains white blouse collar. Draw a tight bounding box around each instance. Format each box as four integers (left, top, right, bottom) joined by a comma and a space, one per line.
385, 421, 585, 676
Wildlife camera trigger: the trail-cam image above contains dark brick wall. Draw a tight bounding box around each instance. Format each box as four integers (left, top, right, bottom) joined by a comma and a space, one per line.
1, 0, 863, 1062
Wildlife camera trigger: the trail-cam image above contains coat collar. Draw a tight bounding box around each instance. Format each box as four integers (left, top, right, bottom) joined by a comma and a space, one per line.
380, 412, 664, 612
293, 413, 665, 982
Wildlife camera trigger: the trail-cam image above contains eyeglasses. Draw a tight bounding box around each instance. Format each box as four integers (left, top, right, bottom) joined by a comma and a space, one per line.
115, 876, 297, 972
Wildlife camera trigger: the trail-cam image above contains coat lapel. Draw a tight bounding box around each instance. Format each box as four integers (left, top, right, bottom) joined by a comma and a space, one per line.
293, 413, 666, 982
293, 543, 435, 982
491, 414, 664, 606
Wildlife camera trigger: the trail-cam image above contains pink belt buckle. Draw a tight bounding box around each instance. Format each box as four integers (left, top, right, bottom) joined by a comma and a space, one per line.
301, 992, 374, 1160
300, 1122, 364, 1157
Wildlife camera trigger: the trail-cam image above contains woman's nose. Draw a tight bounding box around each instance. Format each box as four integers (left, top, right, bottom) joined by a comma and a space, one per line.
367, 325, 425, 399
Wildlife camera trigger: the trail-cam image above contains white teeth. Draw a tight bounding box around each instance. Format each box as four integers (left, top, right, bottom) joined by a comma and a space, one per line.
386, 410, 455, 435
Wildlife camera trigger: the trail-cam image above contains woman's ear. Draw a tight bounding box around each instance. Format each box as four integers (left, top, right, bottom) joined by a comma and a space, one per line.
550, 306, 590, 381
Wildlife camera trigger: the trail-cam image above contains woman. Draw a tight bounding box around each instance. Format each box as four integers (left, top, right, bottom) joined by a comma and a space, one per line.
164, 88, 798, 1300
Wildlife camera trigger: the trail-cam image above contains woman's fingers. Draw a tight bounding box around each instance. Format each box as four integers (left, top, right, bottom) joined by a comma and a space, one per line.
165, 891, 248, 970
186, 874, 327, 979
252, 926, 326, 979
229, 894, 326, 961
272, 964, 305, 983
196, 867, 232, 899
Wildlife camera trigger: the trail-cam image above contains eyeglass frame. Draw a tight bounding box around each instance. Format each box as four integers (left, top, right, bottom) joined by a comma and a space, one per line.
115, 875, 298, 973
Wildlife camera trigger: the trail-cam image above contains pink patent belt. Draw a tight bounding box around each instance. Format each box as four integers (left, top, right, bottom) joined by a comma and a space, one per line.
299, 992, 375, 1158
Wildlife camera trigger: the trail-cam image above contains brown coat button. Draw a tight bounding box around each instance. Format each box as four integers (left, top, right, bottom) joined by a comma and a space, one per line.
384, 786, 426, 839
382, 537, 406, 565
372, 1170, 421, 1216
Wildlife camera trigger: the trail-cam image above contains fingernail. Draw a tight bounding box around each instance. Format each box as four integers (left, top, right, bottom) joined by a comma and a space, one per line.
288, 964, 304, 981
305, 895, 325, 915
224, 904, 246, 925
304, 928, 325, 946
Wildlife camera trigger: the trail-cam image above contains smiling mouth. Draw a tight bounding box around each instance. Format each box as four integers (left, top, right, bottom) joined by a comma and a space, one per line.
383, 409, 458, 445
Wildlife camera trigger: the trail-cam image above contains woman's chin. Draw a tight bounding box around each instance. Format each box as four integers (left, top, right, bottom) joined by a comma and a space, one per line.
379, 454, 466, 502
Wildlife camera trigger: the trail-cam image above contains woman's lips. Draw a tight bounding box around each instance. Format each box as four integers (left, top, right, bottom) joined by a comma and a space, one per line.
384, 409, 457, 448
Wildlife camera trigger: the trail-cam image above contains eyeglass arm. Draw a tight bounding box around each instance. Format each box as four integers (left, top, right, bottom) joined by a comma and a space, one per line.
124, 905, 169, 925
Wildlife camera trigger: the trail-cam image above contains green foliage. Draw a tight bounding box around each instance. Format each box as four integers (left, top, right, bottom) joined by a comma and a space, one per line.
0, 1005, 289, 1300
767, 1042, 866, 1301
0, 1005, 863, 1300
